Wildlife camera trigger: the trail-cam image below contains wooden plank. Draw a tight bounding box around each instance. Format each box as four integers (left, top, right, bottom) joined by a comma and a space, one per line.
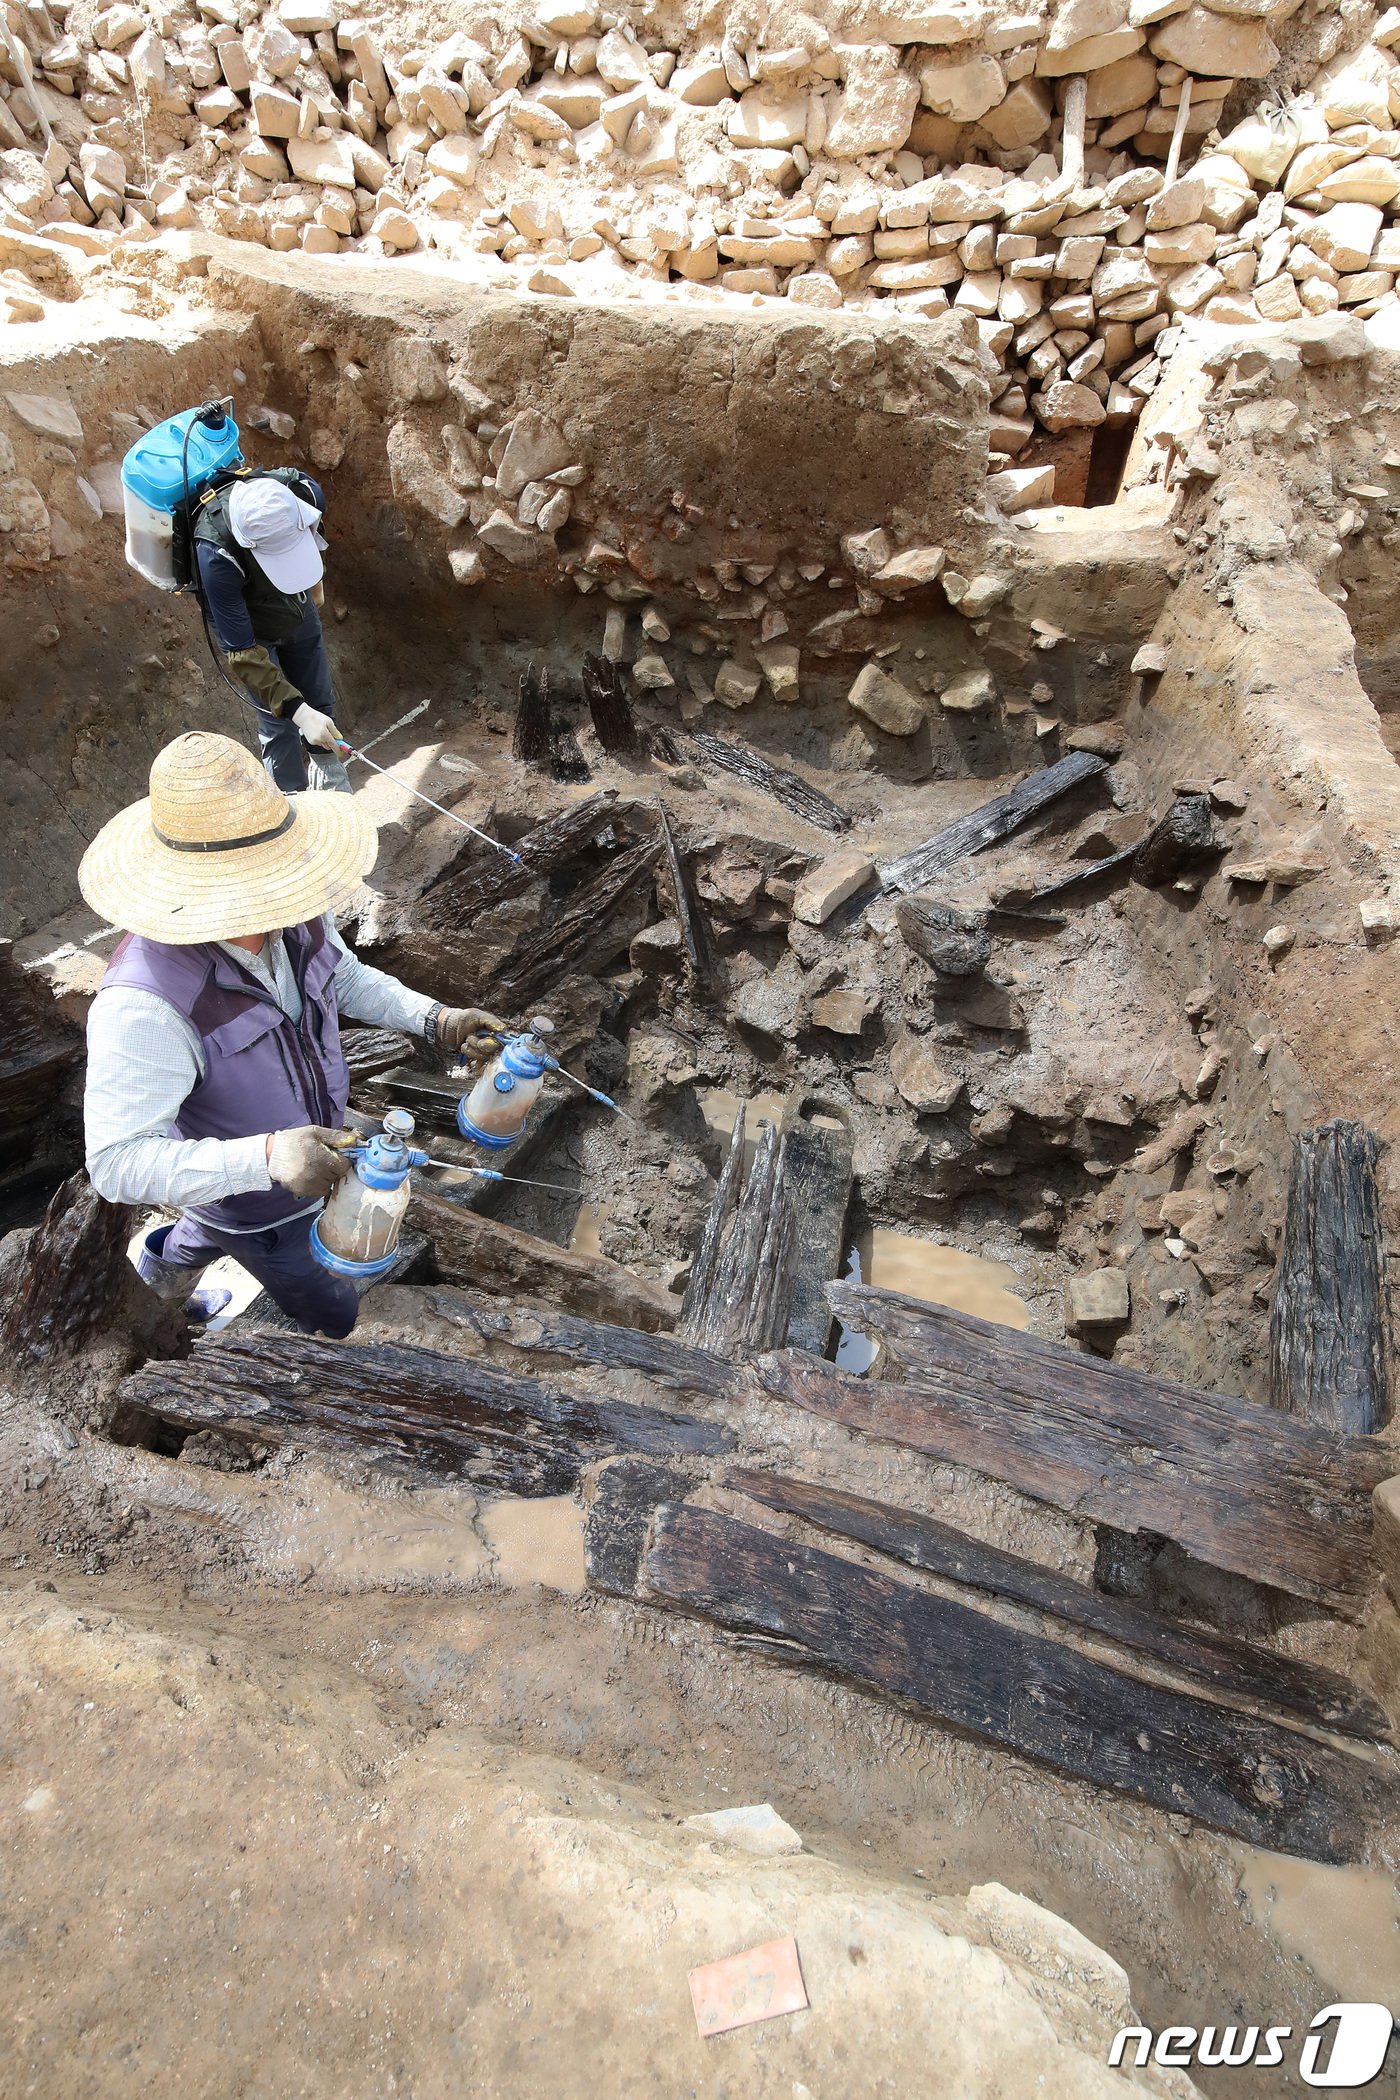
117, 1331, 733, 1496
690, 731, 853, 834
641, 1503, 1392, 1863
341, 1026, 419, 1083
489, 831, 663, 1007
584, 1457, 695, 1594
782, 1117, 854, 1358
775, 1284, 1389, 1612
656, 803, 720, 993
425, 1287, 744, 1400
725, 1468, 1390, 1743
1020, 841, 1138, 908
1, 1172, 140, 1367
877, 751, 1108, 896
410, 1185, 677, 1333
682, 1118, 796, 1358
680, 1103, 746, 1339
1270, 1120, 1392, 1435
417, 790, 625, 935
583, 653, 642, 758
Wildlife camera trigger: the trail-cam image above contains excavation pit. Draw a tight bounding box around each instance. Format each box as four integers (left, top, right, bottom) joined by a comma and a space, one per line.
4, 250, 1400, 2098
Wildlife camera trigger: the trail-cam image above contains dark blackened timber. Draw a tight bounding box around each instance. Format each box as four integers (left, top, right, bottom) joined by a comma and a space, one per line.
548, 714, 593, 786
641, 1504, 1390, 1863
428, 1287, 743, 1399
0, 940, 82, 1154
514, 661, 552, 767
680, 1105, 746, 1342
725, 1468, 1390, 1743
1022, 841, 1139, 908
584, 1457, 696, 1594
687, 1120, 797, 1357
1270, 1120, 1391, 1435
583, 653, 642, 758
877, 751, 1109, 897
781, 1116, 854, 1358
690, 732, 853, 834
657, 804, 720, 993
2, 1173, 137, 1365
117, 1331, 733, 1496
781, 1285, 1390, 1613
490, 833, 664, 1008
341, 1027, 419, 1082
410, 1185, 678, 1333
418, 790, 624, 933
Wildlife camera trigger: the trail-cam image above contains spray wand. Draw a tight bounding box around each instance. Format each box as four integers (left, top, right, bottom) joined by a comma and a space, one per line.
333, 737, 523, 866
417, 1157, 582, 1195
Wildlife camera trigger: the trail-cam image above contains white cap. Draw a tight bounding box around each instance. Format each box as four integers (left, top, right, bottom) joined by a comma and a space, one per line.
227, 477, 326, 593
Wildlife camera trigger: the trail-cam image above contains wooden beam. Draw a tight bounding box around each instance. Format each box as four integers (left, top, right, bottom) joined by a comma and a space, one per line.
763, 1283, 1390, 1612
117, 1331, 734, 1495
640, 1502, 1392, 1862
876, 751, 1108, 897
417, 790, 626, 935
682, 1116, 797, 1357
782, 1115, 854, 1358
656, 803, 720, 994
489, 831, 663, 1008
725, 1467, 1390, 1743
409, 1185, 679, 1333
690, 731, 853, 834
427, 1287, 745, 1400
0, 938, 82, 1159
1270, 1120, 1391, 1435
2, 1173, 139, 1367
584, 1457, 697, 1594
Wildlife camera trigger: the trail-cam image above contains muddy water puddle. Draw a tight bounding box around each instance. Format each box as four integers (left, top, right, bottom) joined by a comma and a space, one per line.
835, 1229, 1029, 1372
568, 1200, 610, 1259
1240, 1850, 1400, 2005
480, 1496, 586, 1593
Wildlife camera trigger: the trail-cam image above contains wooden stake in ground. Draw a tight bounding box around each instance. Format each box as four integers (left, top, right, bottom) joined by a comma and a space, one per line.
582, 653, 641, 758
513, 662, 552, 767
1269, 1119, 1391, 1435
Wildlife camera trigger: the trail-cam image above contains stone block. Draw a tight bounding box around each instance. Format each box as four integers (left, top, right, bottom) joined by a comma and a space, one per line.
1066, 1267, 1129, 1329
849, 661, 924, 736
792, 848, 877, 925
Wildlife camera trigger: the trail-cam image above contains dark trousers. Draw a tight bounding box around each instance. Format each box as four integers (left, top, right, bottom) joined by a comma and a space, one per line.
138, 1213, 359, 1338
253, 603, 351, 795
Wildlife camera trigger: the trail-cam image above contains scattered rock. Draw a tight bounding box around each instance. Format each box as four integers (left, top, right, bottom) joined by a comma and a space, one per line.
848, 661, 924, 737
792, 849, 877, 926
1065, 1268, 1130, 1331
889, 1030, 964, 1113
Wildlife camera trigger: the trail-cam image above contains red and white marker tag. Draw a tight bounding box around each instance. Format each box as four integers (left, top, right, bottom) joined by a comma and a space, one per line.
688, 1934, 808, 2039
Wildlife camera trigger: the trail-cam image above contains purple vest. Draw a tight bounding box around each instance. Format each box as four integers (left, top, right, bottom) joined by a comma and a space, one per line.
103, 918, 350, 1230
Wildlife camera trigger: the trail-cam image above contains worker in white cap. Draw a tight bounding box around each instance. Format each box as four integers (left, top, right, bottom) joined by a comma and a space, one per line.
192, 464, 350, 794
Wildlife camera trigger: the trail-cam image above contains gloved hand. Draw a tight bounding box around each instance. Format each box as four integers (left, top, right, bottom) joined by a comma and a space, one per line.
433, 1006, 507, 1060
266, 1125, 354, 1197
292, 701, 342, 751
226, 644, 301, 717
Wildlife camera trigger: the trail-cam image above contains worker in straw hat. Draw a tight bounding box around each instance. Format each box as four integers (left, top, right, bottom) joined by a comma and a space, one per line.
79, 732, 503, 1337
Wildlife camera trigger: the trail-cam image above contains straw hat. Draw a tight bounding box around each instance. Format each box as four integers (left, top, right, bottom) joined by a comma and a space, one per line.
79, 732, 378, 944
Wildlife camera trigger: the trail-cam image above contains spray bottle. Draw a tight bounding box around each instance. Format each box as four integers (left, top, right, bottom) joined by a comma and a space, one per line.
456, 1019, 555, 1149
311, 1108, 426, 1281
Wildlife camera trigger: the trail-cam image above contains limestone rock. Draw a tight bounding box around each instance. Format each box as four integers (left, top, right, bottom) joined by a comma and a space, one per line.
683, 1803, 803, 1855
1303, 203, 1383, 275
372, 209, 419, 253
1066, 1267, 1129, 1329
728, 89, 808, 149
4, 391, 82, 443
987, 462, 1055, 510
826, 49, 919, 157
849, 661, 924, 737
288, 135, 356, 188
919, 55, 1006, 124
478, 508, 544, 566
811, 986, 875, 1035
386, 422, 469, 529
497, 412, 573, 501
755, 641, 800, 702
890, 1031, 964, 1113
714, 659, 762, 709
1148, 6, 1278, 75
874, 545, 946, 591
980, 78, 1054, 148
793, 848, 877, 925
941, 668, 996, 713
1031, 381, 1105, 431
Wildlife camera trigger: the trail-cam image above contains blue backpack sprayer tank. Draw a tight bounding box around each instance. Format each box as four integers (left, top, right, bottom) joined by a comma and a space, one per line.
121, 398, 242, 592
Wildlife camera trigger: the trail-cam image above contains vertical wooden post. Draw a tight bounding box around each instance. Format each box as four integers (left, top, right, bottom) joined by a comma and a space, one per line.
1269, 1120, 1391, 1436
